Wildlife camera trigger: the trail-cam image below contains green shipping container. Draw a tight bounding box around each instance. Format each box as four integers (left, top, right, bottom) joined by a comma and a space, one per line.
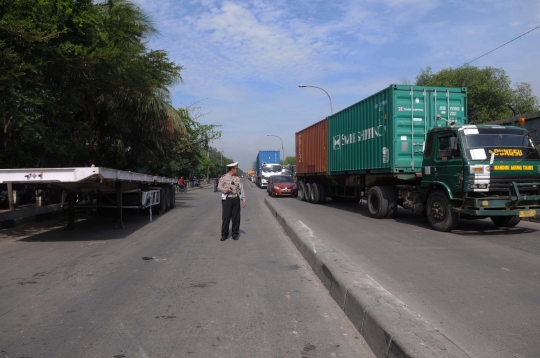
328, 84, 467, 174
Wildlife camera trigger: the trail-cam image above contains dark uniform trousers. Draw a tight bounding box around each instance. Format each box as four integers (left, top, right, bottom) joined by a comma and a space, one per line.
221, 196, 241, 237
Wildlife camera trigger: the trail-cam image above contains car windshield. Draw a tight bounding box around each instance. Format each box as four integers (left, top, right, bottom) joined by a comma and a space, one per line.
460, 127, 540, 161
262, 165, 282, 172
273, 176, 294, 183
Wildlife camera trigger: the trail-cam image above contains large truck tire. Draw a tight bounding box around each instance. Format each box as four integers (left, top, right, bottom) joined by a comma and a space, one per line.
426, 190, 459, 232
367, 186, 389, 218
490, 215, 521, 228
299, 182, 307, 201
310, 183, 320, 204
384, 186, 398, 218
306, 183, 313, 203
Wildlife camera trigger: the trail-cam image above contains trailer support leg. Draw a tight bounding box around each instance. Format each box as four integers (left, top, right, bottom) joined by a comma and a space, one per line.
66, 192, 76, 230
115, 181, 124, 229
7, 183, 14, 211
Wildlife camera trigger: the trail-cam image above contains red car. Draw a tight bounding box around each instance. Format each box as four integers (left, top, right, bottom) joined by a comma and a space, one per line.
267, 175, 298, 197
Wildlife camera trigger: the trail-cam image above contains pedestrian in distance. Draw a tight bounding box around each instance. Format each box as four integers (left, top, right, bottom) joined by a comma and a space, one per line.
177, 177, 185, 192
218, 162, 246, 241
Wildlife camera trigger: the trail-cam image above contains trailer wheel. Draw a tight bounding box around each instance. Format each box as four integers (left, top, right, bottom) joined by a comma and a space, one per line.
310, 183, 320, 204
367, 186, 389, 218
426, 190, 458, 232
383, 186, 398, 218
306, 183, 313, 203
490, 215, 521, 228
299, 182, 307, 201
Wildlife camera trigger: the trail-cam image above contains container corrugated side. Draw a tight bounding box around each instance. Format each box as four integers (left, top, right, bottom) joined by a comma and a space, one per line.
256, 150, 280, 175
328, 85, 467, 174
296, 118, 328, 175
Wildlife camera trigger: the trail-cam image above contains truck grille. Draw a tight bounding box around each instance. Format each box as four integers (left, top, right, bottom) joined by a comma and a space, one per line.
489, 176, 540, 193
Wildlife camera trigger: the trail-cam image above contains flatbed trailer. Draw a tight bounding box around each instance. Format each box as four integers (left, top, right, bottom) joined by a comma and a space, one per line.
0, 167, 177, 229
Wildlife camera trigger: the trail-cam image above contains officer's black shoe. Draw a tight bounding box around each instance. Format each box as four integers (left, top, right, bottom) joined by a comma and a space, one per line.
220, 236, 228, 241
232, 235, 239, 240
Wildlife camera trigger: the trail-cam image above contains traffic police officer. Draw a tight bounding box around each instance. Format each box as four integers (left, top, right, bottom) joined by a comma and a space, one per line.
218, 162, 246, 241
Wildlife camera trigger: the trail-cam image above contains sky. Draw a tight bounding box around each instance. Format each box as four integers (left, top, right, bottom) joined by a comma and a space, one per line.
130, 0, 540, 171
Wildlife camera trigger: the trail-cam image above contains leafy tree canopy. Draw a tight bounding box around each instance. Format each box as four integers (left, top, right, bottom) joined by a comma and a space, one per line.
280, 156, 296, 165
0, 0, 195, 176
415, 65, 540, 123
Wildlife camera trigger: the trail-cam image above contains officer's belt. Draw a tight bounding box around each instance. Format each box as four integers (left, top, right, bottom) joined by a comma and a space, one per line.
226, 194, 238, 198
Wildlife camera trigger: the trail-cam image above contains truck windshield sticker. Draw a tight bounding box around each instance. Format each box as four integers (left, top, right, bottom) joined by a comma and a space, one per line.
469, 148, 487, 160
463, 128, 479, 135
488, 149, 523, 157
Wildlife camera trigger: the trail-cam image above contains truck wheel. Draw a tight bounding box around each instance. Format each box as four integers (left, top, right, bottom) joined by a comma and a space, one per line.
302, 183, 309, 202
367, 186, 389, 219
310, 183, 320, 204
297, 182, 306, 201
305, 183, 313, 203
426, 190, 458, 232
384, 186, 398, 218
490, 215, 521, 228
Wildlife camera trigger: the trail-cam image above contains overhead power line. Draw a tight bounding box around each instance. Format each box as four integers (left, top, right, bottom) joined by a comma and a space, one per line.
464, 24, 540, 66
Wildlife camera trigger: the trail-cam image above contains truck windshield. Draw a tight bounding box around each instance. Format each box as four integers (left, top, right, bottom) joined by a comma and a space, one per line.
262, 165, 282, 172
460, 128, 540, 161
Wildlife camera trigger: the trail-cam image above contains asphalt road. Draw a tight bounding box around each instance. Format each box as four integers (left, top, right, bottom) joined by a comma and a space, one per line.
0, 181, 375, 358
258, 184, 540, 358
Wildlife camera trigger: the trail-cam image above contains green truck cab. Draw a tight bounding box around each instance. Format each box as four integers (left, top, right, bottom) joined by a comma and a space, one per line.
420, 123, 540, 231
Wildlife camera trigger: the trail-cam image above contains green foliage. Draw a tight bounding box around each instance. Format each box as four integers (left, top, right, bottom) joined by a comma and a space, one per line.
280, 156, 296, 165
415, 65, 540, 123
0, 0, 190, 174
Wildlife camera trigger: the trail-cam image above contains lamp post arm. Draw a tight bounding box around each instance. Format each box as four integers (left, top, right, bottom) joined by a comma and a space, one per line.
299, 85, 333, 115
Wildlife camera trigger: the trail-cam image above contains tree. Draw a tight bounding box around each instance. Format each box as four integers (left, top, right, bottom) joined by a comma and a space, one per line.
415, 66, 540, 123
280, 156, 296, 165
0, 0, 186, 171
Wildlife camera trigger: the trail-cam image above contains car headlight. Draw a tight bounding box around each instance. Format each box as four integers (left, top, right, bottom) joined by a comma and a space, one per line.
274, 186, 280, 190
292, 185, 297, 189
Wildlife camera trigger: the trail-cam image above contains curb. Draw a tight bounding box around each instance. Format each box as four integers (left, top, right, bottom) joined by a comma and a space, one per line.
265, 198, 471, 358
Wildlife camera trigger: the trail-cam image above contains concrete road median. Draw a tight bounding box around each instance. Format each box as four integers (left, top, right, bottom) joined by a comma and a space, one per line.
265, 197, 471, 358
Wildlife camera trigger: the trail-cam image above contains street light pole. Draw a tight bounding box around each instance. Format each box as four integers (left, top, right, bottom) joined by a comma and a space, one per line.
298, 84, 333, 115
267, 134, 284, 163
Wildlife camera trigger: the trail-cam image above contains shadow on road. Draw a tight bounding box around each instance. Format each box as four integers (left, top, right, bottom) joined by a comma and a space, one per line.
293, 197, 539, 236
0, 193, 198, 243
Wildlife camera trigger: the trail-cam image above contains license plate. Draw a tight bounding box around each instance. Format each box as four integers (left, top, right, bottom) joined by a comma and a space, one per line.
519, 210, 536, 218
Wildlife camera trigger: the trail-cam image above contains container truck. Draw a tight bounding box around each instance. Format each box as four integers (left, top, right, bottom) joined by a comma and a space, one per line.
295, 84, 540, 232
255, 150, 281, 188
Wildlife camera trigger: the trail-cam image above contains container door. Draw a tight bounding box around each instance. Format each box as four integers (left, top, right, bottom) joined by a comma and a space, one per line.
393, 88, 429, 170
427, 89, 467, 129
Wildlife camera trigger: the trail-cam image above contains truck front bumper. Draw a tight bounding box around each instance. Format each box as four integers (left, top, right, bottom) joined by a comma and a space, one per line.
456, 194, 540, 217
